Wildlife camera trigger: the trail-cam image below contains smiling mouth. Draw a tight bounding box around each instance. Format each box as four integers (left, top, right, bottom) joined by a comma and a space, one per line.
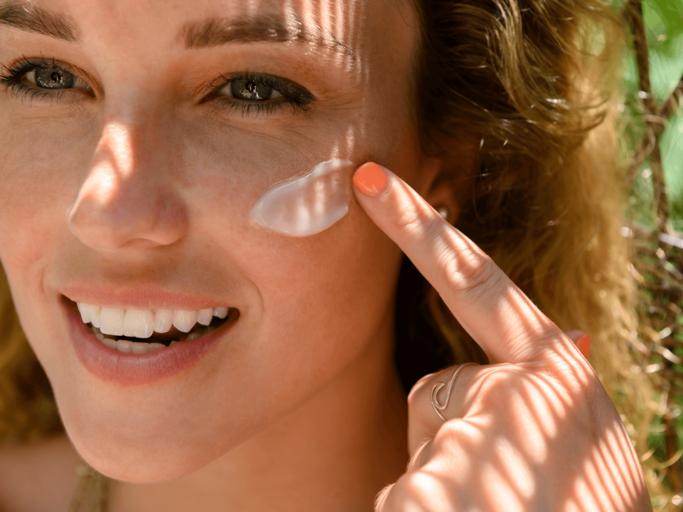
72, 301, 236, 354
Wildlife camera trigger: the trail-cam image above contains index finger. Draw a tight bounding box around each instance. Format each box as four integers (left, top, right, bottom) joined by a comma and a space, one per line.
352, 162, 574, 364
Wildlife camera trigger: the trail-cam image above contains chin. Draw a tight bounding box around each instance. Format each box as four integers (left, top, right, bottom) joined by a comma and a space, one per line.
65, 418, 245, 483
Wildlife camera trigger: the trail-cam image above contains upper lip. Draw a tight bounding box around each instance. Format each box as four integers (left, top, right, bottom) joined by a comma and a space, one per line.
60, 285, 231, 311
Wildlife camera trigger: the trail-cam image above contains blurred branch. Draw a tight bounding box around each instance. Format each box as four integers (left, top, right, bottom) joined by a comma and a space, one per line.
625, 0, 671, 235
660, 79, 683, 121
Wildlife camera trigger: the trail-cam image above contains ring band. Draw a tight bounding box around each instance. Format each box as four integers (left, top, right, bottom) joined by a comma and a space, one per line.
430, 362, 479, 422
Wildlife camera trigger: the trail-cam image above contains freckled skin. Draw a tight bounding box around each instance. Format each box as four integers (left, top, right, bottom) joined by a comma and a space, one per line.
0, 0, 445, 510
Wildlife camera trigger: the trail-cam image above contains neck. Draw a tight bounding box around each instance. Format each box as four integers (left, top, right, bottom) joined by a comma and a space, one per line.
110, 320, 409, 512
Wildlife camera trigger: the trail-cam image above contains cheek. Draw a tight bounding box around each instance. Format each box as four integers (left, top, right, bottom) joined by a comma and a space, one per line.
0, 116, 96, 265
0, 115, 98, 382
212, 212, 403, 406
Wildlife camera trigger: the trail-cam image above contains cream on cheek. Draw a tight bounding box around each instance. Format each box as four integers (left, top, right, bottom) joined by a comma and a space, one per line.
249, 159, 356, 237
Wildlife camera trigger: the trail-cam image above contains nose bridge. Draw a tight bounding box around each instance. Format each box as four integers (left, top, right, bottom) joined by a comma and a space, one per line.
67, 108, 189, 251
98, 93, 167, 177
93, 117, 155, 192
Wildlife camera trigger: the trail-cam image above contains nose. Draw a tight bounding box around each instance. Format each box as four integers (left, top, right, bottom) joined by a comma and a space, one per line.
68, 122, 189, 251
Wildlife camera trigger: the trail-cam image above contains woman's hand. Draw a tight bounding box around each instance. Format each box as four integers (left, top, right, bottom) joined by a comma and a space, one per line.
352, 163, 652, 512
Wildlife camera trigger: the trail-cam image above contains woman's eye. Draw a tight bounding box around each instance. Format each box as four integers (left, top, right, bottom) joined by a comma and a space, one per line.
210, 74, 314, 116
25, 66, 90, 91
0, 58, 94, 104
219, 78, 284, 102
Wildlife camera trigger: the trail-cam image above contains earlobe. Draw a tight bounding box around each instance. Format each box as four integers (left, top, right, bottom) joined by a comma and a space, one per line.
435, 206, 451, 223
426, 182, 458, 225
416, 156, 460, 226
418, 140, 479, 226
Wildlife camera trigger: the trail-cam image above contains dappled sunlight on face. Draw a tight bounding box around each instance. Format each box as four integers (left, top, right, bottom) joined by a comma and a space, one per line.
0, 0, 420, 483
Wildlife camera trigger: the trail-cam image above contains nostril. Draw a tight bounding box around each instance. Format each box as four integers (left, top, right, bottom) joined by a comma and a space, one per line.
67, 199, 127, 251
67, 179, 189, 251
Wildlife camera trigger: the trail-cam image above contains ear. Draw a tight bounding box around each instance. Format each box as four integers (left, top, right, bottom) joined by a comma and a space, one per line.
413, 141, 479, 224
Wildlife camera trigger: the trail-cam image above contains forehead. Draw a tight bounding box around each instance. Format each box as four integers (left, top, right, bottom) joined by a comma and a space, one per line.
0, 0, 416, 62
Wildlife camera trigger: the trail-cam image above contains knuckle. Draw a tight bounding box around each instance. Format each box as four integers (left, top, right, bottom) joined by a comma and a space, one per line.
386, 472, 444, 512
432, 421, 463, 449
406, 386, 422, 412
407, 374, 433, 410
457, 365, 520, 410
437, 249, 503, 303
393, 199, 433, 235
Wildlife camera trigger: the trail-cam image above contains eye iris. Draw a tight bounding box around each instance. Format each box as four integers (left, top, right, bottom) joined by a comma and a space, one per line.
231, 79, 273, 101
35, 67, 74, 89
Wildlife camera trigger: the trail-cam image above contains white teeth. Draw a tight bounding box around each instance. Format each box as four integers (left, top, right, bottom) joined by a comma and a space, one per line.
123, 309, 154, 339
213, 307, 229, 319
173, 310, 197, 333
87, 304, 101, 328
102, 337, 117, 349
90, 325, 175, 353
197, 308, 213, 326
154, 309, 173, 333
131, 341, 151, 354
77, 303, 91, 323
77, 302, 232, 342
116, 340, 133, 353
100, 307, 125, 336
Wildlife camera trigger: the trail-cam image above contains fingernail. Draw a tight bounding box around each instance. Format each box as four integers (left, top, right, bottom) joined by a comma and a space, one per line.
576, 334, 591, 359
353, 163, 390, 197
565, 330, 585, 343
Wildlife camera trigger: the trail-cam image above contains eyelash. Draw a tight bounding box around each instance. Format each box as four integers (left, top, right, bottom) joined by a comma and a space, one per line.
0, 58, 315, 115
0, 57, 77, 105
211, 72, 314, 115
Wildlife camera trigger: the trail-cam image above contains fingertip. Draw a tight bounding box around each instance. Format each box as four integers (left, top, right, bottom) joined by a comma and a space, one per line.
565, 330, 585, 343
576, 334, 591, 359
353, 162, 390, 197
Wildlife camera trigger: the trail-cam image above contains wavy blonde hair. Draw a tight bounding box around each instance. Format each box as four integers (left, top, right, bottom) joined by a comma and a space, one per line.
0, 0, 664, 501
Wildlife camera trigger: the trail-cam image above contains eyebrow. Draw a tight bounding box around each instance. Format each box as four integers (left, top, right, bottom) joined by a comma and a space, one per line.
180, 14, 353, 56
0, 1, 79, 42
0, 3, 352, 58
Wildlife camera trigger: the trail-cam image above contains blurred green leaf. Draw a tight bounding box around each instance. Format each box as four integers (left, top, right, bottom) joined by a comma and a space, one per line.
643, 0, 683, 102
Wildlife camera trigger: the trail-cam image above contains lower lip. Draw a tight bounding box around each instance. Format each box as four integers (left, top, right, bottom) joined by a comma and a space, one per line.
65, 300, 229, 386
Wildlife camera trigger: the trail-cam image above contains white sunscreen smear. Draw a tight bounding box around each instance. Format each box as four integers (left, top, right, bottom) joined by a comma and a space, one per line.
249, 159, 355, 237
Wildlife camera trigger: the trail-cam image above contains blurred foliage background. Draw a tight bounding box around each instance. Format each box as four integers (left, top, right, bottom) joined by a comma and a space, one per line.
622, 0, 683, 509
625, 0, 683, 231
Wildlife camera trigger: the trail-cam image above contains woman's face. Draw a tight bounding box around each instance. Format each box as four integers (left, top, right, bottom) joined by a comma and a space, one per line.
0, 0, 431, 481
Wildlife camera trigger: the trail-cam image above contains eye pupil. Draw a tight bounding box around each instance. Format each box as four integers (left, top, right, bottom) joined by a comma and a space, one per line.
231, 79, 273, 101
35, 67, 74, 89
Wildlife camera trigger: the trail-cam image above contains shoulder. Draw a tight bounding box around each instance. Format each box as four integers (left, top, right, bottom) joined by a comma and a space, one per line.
0, 435, 82, 512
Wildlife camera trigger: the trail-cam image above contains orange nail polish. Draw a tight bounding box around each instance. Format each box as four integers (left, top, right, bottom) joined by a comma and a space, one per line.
353, 163, 389, 196
576, 334, 591, 359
